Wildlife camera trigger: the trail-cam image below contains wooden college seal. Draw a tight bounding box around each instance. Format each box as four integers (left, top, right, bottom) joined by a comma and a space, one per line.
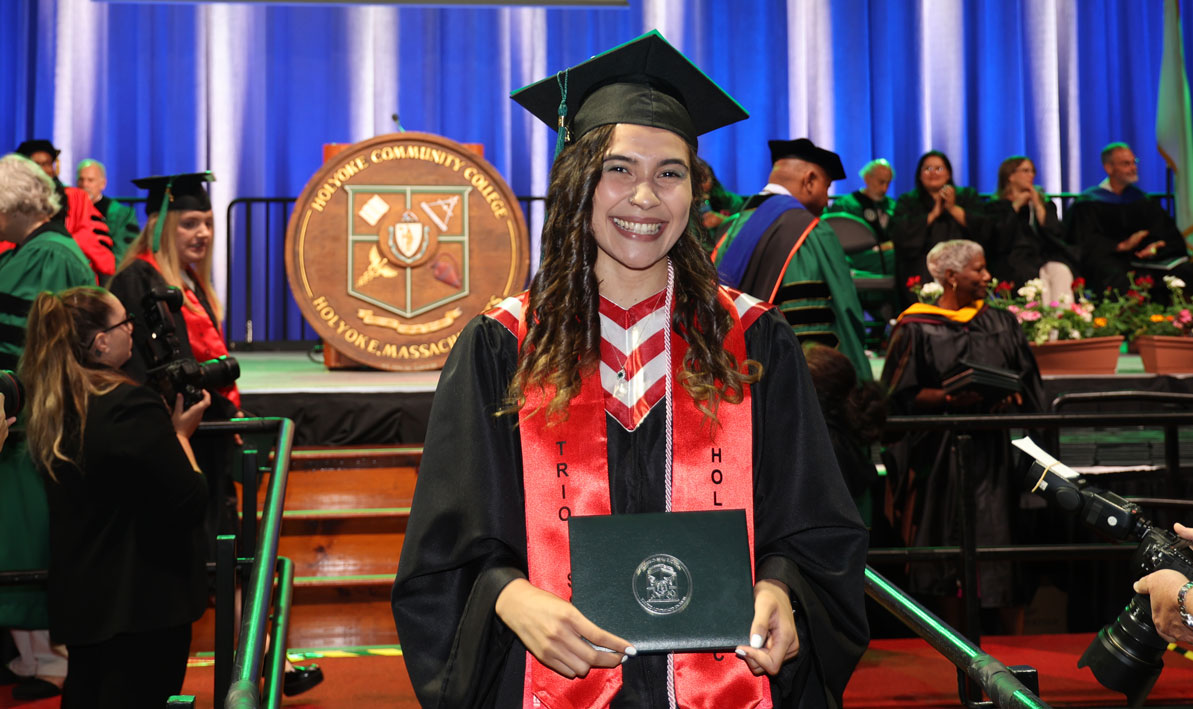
284, 132, 531, 371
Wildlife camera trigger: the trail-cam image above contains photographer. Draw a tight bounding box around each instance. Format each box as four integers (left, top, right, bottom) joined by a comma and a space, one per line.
0, 394, 12, 452
22, 286, 209, 706
1134, 522, 1193, 645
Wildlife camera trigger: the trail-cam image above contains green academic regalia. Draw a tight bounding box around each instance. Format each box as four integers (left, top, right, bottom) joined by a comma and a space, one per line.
0, 223, 94, 628
97, 197, 141, 265
714, 194, 872, 381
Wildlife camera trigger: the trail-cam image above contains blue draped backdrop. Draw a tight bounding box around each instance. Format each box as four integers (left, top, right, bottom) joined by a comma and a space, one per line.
2, 0, 1191, 341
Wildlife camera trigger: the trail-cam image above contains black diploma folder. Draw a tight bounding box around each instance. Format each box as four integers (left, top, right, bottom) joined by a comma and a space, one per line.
942, 359, 1022, 405
568, 509, 754, 653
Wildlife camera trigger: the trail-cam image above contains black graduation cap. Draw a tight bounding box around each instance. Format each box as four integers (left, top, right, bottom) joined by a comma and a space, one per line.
15, 139, 59, 158
132, 171, 215, 251
768, 139, 846, 181
511, 30, 747, 152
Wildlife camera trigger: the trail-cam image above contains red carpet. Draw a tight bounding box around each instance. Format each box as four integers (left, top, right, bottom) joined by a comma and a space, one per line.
844, 633, 1193, 708
4, 634, 1191, 707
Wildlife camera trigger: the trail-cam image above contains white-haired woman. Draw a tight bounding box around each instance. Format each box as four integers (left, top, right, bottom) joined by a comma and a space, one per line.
0, 153, 97, 697
880, 239, 1045, 634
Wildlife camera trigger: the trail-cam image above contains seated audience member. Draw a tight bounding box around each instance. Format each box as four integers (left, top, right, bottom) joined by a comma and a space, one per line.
890, 151, 984, 305
1064, 142, 1193, 298
881, 239, 1045, 633
77, 160, 140, 265
713, 138, 872, 380
825, 158, 896, 276
827, 158, 896, 239
22, 287, 210, 707
0, 153, 96, 699
985, 156, 1077, 303
803, 343, 886, 524
0, 394, 11, 452
1134, 522, 1193, 646
11, 140, 112, 279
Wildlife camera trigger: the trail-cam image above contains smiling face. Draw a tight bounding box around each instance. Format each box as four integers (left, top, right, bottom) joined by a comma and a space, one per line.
590, 123, 693, 296
174, 209, 214, 267
919, 155, 950, 193
950, 252, 991, 306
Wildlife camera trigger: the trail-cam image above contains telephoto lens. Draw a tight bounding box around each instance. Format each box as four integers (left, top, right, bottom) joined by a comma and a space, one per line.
0, 370, 23, 419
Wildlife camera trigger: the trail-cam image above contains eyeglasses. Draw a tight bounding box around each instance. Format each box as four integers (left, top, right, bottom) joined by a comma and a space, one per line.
87, 313, 134, 349
921, 166, 947, 173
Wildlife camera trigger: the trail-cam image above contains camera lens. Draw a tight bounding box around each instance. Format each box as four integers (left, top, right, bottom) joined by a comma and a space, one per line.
1078, 594, 1166, 707
0, 370, 23, 419
198, 356, 240, 392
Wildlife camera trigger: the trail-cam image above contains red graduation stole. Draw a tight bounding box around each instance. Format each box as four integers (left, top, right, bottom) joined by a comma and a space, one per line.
511, 290, 772, 709
134, 252, 241, 408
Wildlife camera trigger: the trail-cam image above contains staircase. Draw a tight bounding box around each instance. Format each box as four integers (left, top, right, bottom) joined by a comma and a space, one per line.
192, 446, 420, 652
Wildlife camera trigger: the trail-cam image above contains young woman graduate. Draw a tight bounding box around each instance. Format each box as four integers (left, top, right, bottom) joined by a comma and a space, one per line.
391, 31, 868, 709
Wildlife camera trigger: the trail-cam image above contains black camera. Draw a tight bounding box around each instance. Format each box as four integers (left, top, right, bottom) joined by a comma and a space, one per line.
1028, 458, 1193, 707
140, 286, 240, 410
0, 369, 23, 419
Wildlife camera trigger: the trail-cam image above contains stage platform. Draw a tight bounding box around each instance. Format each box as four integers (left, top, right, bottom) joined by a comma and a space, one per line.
236, 349, 1193, 446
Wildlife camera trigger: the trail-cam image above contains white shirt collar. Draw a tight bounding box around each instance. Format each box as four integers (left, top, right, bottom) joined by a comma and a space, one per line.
760, 182, 793, 197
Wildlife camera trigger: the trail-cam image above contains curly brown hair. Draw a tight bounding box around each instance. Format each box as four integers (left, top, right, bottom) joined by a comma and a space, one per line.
505, 124, 761, 424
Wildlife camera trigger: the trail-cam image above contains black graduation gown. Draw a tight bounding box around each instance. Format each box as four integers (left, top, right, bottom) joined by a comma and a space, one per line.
1063, 189, 1192, 297
889, 188, 985, 305
983, 198, 1076, 287
391, 309, 869, 709
880, 305, 1045, 607
108, 259, 240, 561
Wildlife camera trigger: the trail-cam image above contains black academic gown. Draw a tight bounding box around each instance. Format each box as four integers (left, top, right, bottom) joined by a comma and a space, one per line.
983, 198, 1076, 287
391, 309, 869, 709
1063, 185, 1192, 297
880, 305, 1045, 607
889, 188, 985, 305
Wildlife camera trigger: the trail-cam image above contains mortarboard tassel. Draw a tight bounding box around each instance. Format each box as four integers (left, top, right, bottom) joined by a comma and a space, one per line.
554, 69, 569, 159
151, 176, 175, 252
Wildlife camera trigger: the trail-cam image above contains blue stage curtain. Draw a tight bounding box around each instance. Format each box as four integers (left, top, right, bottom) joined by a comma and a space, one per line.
2, 0, 1190, 340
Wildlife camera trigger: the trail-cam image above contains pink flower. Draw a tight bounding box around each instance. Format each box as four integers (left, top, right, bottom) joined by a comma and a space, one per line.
1021, 310, 1042, 321
1008, 305, 1021, 314
1026, 301, 1039, 309
1049, 301, 1061, 308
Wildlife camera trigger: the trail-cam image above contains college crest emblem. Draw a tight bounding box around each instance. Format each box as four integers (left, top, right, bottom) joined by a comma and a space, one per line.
284, 133, 531, 371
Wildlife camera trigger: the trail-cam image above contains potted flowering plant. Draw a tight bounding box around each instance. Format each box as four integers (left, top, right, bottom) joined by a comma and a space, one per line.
986, 277, 1122, 375
1128, 274, 1193, 373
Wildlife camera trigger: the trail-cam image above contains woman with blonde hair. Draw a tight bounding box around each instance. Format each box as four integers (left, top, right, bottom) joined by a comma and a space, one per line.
21, 286, 209, 706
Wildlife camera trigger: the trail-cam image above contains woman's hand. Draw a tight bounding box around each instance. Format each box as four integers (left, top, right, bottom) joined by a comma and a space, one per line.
495, 578, 634, 678
0, 393, 11, 453
927, 191, 944, 224
940, 185, 956, 210
736, 579, 799, 675
1135, 240, 1166, 260
172, 390, 212, 439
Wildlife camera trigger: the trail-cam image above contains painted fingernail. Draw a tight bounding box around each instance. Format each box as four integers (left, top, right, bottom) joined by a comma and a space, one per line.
735, 648, 747, 657
624, 646, 638, 657
750, 634, 763, 649
621, 654, 629, 664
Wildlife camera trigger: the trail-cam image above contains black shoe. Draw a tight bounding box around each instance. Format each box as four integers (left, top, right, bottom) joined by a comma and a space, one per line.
12, 676, 61, 700
0, 666, 18, 685
282, 663, 323, 697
